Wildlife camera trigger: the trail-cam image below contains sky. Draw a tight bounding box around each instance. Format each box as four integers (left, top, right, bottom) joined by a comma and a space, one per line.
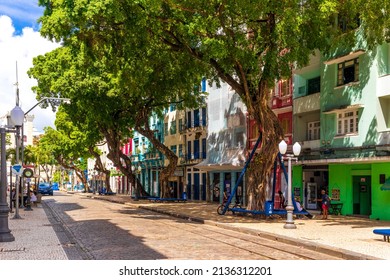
0, 1, 60, 132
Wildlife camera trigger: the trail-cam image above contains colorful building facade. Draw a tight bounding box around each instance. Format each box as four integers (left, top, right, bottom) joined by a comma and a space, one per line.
292, 44, 390, 220
196, 80, 247, 204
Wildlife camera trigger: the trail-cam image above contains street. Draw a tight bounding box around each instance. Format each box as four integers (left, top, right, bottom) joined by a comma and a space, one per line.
43, 193, 342, 260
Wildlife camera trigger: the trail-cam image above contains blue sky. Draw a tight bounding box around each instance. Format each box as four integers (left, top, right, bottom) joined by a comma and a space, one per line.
0, 0, 43, 34
0, 1, 59, 132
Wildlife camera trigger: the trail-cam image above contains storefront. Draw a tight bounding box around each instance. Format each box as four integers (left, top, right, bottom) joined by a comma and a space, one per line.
293, 161, 390, 220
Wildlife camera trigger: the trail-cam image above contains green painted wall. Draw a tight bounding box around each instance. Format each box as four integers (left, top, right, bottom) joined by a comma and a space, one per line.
328, 164, 350, 215
292, 165, 303, 201
371, 163, 390, 220
324, 163, 390, 220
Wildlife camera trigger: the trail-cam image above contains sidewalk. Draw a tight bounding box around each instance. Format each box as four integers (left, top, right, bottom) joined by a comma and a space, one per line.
87, 193, 390, 260
1, 193, 390, 260
0, 206, 67, 260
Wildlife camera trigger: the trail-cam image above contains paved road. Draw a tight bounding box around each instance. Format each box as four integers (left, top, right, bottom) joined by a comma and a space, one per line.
44, 193, 343, 260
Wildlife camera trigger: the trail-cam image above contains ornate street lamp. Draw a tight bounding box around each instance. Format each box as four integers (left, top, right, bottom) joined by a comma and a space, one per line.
279, 140, 301, 229
10, 106, 24, 220
0, 105, 24, 242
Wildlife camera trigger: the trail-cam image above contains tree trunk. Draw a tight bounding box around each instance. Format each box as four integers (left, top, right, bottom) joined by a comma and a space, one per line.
89, 147, 112, 193
104, 170, 111, 193
244, 81, 284, 211
55, 156, 90, 192
136, 125, 178, 198
101, 127, 150, 197
75, 168, 89, 192
135, 108, 179, 198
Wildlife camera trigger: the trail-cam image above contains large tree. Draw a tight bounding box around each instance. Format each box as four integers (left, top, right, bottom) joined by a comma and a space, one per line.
29, 42, 204, 198
37, 0, 390, 208
38, 114, 92, 190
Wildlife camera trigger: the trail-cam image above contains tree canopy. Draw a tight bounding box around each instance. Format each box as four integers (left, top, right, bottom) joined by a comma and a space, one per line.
30, 6, 207, 196
35, 0, 390, 208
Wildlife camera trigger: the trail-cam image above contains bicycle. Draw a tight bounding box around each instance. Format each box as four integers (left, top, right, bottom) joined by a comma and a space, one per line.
217, 200, 243, 215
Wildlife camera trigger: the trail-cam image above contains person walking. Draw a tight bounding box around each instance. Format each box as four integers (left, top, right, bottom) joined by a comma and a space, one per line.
319, 189, 331, 219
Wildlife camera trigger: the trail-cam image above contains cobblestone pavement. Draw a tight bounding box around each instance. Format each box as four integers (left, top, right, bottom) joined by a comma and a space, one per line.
1, 191, 390, 260
43, 193, 345, 260
85, 193, 390, 260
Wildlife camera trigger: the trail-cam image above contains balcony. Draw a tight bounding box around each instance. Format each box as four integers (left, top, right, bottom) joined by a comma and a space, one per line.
300, 139, 321, 151
180, 153, 203, 165
293, 92, 320, 115
180, 121, 207, 134
271, 95, 292, 109
377, 74, 390, 98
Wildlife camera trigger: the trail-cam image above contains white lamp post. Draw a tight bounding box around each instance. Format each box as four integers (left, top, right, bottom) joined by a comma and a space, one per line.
279, 140, 301, 229
10, 106, 24, 220
0, 105, 25, 241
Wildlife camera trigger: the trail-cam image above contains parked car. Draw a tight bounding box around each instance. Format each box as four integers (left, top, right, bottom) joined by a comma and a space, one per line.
73, 184, 85, 192
38, 183, 53, 196
52, 182, 59, 191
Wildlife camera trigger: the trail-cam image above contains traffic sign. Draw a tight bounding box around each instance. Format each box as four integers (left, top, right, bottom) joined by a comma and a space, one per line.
23, 168, 34, 178
12, 164, 23, 175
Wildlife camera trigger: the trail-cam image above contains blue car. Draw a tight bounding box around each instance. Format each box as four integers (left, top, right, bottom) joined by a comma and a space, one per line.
38, 183, 53, 196
52, 182, 59, 191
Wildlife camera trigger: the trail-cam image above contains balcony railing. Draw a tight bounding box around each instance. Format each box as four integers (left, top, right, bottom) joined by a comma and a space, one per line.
180, 121, 207, 134
271, 95, 292, 109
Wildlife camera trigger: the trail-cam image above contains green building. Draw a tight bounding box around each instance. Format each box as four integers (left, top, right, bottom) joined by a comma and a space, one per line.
293, 43, 390, 220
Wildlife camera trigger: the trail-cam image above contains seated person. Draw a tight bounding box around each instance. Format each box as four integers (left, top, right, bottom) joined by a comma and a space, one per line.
30, 191, 37, 205
295, 199, 314, 219
278, 190, 286, 209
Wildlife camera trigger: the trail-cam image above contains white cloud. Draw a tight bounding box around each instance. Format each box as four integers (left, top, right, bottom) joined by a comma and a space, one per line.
0, 1, 43, 30
0, 15, 60, 132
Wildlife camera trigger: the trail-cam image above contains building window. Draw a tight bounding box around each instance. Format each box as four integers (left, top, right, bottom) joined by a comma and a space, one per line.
201, 107, 207, 126
170, 145, 177, 155
307, 76, 320, 95
187, 111, 192, 128
202, 138, 206, 159
178, 144, 183, 157
170, 120, 177, 134
307, 121, 320, 140
337, 110, 359, 135
338, 13, 361, 32
337, 59, 359, 86
194, 109, 200, 127
134, 139, 139, 154
278, 112, 292, 135
194, 139, 200, 159
279, 79, 292, 97
187, 140, 192, 160
179, 118, 183, 132
201, 78, 206, 92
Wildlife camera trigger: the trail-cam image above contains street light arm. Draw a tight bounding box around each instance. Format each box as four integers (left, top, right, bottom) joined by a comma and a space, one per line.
24, 97, 71, 116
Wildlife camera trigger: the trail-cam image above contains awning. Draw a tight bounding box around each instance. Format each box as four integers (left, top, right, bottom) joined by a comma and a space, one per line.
324, 50, 365, 65
323, 104, 364, 114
